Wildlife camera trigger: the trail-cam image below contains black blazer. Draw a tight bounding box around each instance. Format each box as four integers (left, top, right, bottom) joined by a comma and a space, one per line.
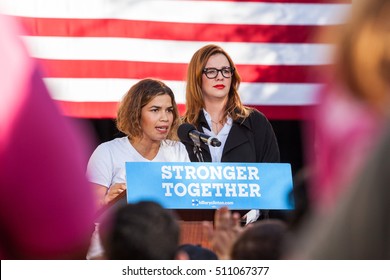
182, 109, 280, 163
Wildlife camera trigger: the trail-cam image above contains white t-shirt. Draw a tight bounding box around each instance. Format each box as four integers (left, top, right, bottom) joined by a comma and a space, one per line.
86, 137, 190, 260
86, 136, 190, 188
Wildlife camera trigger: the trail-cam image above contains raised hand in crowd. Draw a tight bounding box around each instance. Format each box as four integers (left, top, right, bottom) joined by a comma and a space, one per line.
203, 207, 243, 259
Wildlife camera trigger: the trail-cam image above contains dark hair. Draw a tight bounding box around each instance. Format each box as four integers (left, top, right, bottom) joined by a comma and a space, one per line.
100, 201, 180, 260
231, 219, 287, 260
177, 244, 218, 260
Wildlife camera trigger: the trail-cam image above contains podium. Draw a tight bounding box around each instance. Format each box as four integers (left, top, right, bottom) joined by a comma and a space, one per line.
174, 209, 214, 249
121, 161, 294, 249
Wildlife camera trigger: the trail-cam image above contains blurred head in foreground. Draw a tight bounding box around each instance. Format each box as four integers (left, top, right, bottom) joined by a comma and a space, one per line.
100, 201, 180, 260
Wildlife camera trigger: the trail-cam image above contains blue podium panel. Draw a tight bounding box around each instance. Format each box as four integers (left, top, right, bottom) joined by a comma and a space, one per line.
125, 162, 294, 210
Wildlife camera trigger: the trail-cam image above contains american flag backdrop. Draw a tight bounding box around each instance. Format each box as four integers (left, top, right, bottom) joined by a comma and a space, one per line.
1, 0, 351, 120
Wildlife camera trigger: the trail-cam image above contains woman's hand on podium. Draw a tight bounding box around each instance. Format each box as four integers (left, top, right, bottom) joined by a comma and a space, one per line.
104, 183, 126, 205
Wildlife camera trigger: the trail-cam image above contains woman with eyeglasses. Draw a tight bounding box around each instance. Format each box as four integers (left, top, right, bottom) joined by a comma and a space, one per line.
181, 44, 280, 222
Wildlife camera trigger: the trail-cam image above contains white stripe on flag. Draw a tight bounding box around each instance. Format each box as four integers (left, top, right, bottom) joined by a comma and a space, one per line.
1, 0, 350, 25
44, 78, 321, 105
23, 36, 334, 65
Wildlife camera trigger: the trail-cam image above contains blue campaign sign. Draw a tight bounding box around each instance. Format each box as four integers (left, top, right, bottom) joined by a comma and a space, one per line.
125, 162, 294, 210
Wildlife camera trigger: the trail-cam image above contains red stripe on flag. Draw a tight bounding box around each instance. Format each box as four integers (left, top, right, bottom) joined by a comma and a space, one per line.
38, 59, 186, 81
252, 104, 315, 120
56, 101, 119, 119
38, 59, 329, 83
17, 17, 335, 44
56, 100, 314, 120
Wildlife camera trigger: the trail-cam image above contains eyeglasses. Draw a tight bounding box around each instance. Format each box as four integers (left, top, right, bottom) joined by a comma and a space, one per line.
203, 67, 235, 79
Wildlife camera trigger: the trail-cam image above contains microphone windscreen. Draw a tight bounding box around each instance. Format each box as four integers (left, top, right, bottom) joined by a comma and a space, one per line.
177, 123, 196, 143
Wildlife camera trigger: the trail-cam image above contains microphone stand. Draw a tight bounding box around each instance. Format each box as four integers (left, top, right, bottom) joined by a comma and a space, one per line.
192, 139, 204, 162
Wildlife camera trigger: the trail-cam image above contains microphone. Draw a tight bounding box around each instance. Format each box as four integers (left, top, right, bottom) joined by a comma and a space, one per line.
178, 123, 221, 147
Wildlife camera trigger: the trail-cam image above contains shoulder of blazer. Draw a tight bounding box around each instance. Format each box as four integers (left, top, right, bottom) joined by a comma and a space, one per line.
234, 109, 268, 131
